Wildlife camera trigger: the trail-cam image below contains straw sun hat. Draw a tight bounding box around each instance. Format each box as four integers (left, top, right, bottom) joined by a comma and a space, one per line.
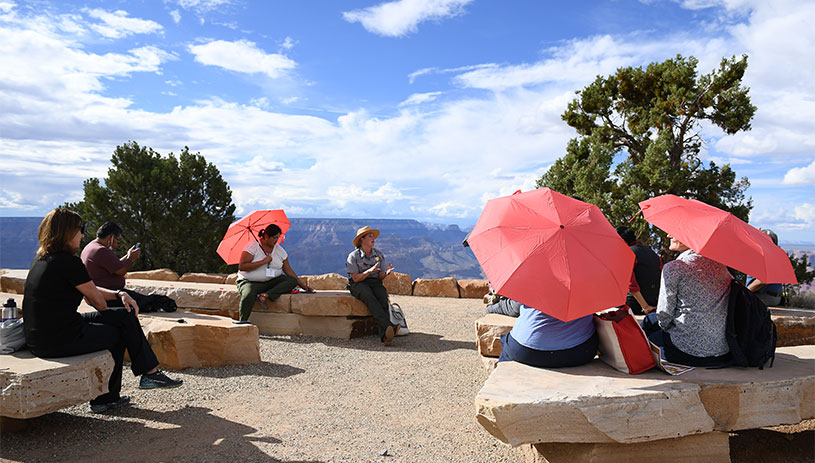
353, 226, 380, 248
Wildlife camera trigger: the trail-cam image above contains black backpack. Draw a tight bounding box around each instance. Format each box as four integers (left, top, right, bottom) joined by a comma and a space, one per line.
724, 280, 777, 369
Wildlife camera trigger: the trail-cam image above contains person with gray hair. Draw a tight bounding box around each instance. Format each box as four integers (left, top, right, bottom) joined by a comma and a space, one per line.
746, 229, 783, 306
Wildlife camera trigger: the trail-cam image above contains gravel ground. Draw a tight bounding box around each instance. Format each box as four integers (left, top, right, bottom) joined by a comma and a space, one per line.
1, 295, 812, 462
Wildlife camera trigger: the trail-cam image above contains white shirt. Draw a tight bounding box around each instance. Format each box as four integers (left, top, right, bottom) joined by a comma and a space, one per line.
236, 241, 287, 282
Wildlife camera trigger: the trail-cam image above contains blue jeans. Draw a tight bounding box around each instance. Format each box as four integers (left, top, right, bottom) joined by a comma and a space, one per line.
641, 313, 730, 367
498, 332, 598, 368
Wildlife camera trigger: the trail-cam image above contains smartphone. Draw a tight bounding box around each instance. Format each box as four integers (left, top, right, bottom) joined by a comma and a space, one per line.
134, 242, 141, 249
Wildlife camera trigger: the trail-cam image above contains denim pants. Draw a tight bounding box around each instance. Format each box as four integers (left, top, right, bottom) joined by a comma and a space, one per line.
498, 331, 599, 368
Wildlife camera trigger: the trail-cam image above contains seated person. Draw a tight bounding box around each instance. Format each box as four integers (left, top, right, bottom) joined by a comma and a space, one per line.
235, 224, 313, 324
486, 295, 522, 317
498, 304, 598, 368
346, 226, 401, 346
616, 226, 662, 315
81, 222, 175, 312
81, 222, 140, 291
746, 229, 783, 307
23, 208, 182, 414
642, 234, 732, 366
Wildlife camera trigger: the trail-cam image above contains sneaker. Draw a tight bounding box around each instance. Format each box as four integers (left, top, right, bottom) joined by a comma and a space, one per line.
383, 325, 395, 347
89, 395, 130, 414
231, 319, 252, 325
139, 370, 183, 389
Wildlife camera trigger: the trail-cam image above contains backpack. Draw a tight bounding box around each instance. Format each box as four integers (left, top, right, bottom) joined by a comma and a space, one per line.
724, 280, 777, 369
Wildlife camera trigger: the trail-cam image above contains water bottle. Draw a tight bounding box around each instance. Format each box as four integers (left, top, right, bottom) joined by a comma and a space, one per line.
2, 298, 18, 322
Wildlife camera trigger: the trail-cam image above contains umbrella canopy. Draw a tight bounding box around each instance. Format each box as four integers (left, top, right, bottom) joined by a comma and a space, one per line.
216, 210, 290, 265
639, 195, 797, 284
467, 188, 634, 322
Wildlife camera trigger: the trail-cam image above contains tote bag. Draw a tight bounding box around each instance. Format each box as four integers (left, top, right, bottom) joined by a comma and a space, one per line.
593, 307, 655, 374
389, 302, 409, 336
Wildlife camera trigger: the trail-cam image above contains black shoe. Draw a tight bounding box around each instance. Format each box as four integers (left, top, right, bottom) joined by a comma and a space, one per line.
89, 395, 130, 414
139, 370, 183, 389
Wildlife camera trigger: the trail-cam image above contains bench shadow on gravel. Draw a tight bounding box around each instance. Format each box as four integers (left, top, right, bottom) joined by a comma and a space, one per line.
0, 406, 321, 463
178, 361, 306, 379
261, 332, 475, 353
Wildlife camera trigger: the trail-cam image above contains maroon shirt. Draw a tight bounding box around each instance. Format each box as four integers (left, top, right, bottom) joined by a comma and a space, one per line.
80, 240, 126, 289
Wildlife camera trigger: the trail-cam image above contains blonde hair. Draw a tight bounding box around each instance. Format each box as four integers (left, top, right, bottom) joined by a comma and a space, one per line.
37, 208, 83, 258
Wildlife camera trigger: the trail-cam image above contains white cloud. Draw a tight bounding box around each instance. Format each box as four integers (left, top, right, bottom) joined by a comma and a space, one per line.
794, 203, 815, 226
783, 160, 815, 185
173, 0, 231, 12
343, 0, 472, 37
170, 10, 181, 24
84, 8, 163, 39
399, 91, 441, 106
189, 40, 296, 78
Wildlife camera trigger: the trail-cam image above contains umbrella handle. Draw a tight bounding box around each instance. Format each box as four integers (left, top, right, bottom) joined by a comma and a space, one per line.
627, 209, 644, 223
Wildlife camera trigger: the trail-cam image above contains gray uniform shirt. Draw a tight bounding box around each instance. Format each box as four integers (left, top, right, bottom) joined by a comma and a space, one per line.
346, 247, 386, 281
657, 249, 732, 357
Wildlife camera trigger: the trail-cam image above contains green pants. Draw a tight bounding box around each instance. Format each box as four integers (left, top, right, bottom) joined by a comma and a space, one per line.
236, 275, 298, 321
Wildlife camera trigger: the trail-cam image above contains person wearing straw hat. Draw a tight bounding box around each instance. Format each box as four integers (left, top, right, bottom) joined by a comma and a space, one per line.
346, 226, 400, 346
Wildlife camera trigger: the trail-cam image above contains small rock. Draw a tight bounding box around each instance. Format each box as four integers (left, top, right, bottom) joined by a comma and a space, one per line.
378, 449, 389, 456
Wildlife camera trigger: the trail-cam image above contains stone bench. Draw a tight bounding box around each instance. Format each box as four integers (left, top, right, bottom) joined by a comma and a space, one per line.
0, 290, 260, 372
0, 350, 114, 420
475, 308, 815, 359
475, 345, 815, 462
125, 279, 377, 339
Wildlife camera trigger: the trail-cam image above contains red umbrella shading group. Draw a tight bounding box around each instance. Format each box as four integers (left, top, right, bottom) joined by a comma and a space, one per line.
639, 195, 797, 284
216, 210, 290, 265
467, 188, 634, 322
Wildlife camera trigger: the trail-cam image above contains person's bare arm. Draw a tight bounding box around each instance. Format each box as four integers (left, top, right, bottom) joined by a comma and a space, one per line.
76, 283, 139, 315
282, 259, 314, 292
238, 250, 271, 272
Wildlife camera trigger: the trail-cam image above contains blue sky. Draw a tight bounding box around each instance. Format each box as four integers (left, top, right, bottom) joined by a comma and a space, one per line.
1, 0, 813, 242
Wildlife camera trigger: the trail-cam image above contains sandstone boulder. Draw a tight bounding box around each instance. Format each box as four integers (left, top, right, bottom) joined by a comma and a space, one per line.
476, 345, 815, 448
383, 272, 413, 295
1, 350, 114, 419
475, 314, 515, 357
137, 312, 260, 370
225, 273, 238, 285
248, 312, 377, 338
304, 273, 348, 290
290, 291, 369, 317
179, 273, 228, 284
126, 268, 179, 281
771, 307, 815, 346
458, 279, 489, 299
413, 277, 459, 298
0, 270, 26, 294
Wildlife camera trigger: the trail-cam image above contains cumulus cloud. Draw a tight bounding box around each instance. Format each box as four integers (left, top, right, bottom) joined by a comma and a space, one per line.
173, 0, 231, 13
783, 160, 815, 185
794, 203, 815, 227
189, 40, 296, 78
84, 8, 163, 39
343, 0, 472, 37
170, 10, 181, 24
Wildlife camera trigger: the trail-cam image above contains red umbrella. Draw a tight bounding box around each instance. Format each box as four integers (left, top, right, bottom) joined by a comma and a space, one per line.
639, 195, 796, 284
217, 210, 290, 265
467, 188, 634, 322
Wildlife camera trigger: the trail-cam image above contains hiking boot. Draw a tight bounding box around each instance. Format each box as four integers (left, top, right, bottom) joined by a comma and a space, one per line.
139, 370, 183, 389
89, 395, 130, 414
383, 325, 395, 347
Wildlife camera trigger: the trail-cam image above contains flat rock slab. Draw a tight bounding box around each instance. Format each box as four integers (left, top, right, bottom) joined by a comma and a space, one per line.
137, 311, 260, 370
383, 272, 413, 295
247, 312, 377, 338
126, 268, 180, 281
303, 273, 348, 290
771, 307, 815, 346
475, 345, 815, 447
0, 350, 114, 419
0, 270, 28, 294
475, 314, 515, 357
178, 272, 228, 284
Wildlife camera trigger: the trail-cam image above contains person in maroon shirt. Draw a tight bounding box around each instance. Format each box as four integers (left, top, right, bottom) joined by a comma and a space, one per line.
80, 222, 140, 290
